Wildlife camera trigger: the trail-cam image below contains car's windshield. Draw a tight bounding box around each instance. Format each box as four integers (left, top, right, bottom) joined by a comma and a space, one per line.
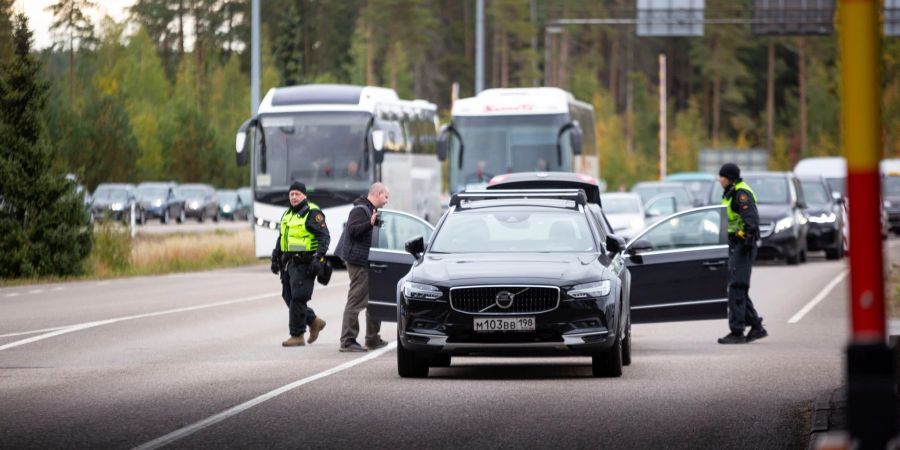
449, 114, 570, 192
826, 178, 845, 196
800, 180, 831, 206
139, 187, 168, 198
430, 208, 595, 253
218, 192, 238, 204
883, 176, 900, 195
601, 196, 641, 214
256, 112, 371, 193
237, 189, 251, 204
180, 188, 206, 198
742, 176, 790, 204
632, 185, 691, 207
94, 188, 127, 202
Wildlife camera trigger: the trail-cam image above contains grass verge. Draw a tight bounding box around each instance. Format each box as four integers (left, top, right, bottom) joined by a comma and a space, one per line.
891, 263, 900, 320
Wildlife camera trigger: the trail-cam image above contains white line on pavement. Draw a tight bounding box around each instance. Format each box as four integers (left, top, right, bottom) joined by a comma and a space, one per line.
0, 281, 349, 351
0, 326, 68, 339
788, 269, 849, 324
132, 342, 398, 450
4, 293, 20, 297
28, 289, 44, 295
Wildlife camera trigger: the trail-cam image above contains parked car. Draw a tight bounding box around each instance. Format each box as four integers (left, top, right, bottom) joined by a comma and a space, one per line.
216, 189, 250, 221
710, 172, 810, 264
178, 184, 219, 222
664, 172, 717, 206
883, 173, 900, 235
138, 182, 185, 224
797, 175, 845, 259
631, 182, 694, 220
237, 187, 253, 221
600, 193, 646, 241
91, 183, 142, 223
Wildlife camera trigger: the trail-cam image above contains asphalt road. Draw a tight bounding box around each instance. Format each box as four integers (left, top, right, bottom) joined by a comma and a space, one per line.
1, 241, 897, 449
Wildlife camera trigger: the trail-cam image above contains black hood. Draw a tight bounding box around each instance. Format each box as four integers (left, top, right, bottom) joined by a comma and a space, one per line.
756, 203, 793, 222
409, 253, 611, 288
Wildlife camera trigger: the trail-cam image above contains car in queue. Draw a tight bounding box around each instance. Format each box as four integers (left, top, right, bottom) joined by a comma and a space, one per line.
797, 175, 846, 259
216, 189, 250, 221
631, 181, 695, 222
664, 172, 718, 206
91, 183, 141, 223
237, 187, 253, 222
178, 184, 220, 222
883, 173, 900, 235
710, 171, 810, 264
137, 182, 185, 224
600, 192, 646, 241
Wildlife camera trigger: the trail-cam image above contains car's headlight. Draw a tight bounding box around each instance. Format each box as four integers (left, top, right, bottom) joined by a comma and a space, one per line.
885, 200, 892, 208
110, 203, 123, 211
774, 216, 793, 234
809, 212, 836, 224
403, 281, 443, 301
154, 199, 163, 207
568, 280, 611, 299
223, 205, 232, 212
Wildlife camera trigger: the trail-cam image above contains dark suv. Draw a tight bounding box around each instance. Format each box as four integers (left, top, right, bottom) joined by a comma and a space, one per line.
392, 190, 631, 378
798, 175, 845, 259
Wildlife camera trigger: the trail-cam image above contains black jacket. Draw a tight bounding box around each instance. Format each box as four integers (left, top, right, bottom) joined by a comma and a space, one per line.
723, 181, 760, 242
341, 196, 376, 266
271, 200, 331, 263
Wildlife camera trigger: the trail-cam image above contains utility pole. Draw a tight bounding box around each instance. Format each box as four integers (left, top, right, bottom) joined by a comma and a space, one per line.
475, 0, 484, 94
840, 0, 896, 448
658, 53, 667, 180
766, 39, 775, 155
250, 0, 260, 115
531, 0, 539, 87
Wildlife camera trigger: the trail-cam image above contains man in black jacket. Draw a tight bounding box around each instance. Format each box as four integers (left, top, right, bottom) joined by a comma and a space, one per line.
339, 182, 389, 352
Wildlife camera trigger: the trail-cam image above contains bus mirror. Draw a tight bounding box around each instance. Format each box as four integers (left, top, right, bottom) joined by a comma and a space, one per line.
236, 118, 256, 166
570, 123, 583, 155
438, 124, 463, 168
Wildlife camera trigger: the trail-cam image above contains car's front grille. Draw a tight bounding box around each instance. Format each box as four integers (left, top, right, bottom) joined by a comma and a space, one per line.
759, 222, 774, 238
449, 286, 560, 315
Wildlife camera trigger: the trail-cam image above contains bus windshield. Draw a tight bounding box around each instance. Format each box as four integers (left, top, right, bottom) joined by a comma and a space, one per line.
450, 114, 570, 192
256, 112, 371, 193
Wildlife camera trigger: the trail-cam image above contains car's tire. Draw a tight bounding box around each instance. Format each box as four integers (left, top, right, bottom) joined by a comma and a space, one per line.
621, 322, 632, 367
397, 334, 429, 378
825, 245, 843, 260
162, 209, 169, 224
198, 213, 204, 223
592, 335, 623, 378
786, 253, 799, 265
213, 211, 220, 223
429, 353, 452, 368
178, 209, 185, 224
799, 248, 807, 263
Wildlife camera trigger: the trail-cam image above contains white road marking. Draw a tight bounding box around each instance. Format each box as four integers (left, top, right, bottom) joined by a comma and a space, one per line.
0, 326, 68, 339
4, 293, 20, 297
28, 289, 44, 295
51, 287, 63, 291
788, 269, 849, 324
133, 342, 398, 450
0, 281, 349, 351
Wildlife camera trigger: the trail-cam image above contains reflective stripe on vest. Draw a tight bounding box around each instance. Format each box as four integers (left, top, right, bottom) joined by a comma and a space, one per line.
280, 201, 320, 253
721, 181, 757, 234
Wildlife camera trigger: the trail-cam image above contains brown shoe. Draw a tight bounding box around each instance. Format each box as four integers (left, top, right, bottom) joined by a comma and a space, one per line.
308, 318, 326, 344
282, 335, 306, 347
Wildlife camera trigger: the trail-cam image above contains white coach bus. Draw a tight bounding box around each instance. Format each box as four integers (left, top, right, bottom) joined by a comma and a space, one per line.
236, 84, 444, 258
437, 87, 598, 194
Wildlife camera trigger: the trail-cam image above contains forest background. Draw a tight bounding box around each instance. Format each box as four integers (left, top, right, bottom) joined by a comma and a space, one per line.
4, 0, 900, 193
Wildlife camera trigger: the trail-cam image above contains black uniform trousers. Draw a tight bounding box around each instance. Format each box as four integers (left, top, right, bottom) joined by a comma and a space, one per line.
727, 238, 762, 333
281, 261, 318, 336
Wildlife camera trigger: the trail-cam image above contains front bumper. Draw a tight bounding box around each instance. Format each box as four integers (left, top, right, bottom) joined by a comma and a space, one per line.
806, 223, 840, 251
399, 294, 620, 357
758, 231, 800, 260
888, 211, 900, 230
142, 206, 166, 218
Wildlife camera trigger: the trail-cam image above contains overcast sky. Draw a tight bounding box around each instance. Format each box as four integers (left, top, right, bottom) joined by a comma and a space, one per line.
15, 0, 134, 50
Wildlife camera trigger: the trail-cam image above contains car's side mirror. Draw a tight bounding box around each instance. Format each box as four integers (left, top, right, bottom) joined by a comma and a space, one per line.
832, 191, 844, 204
797, 200, 808, 210
627, 239, 653, 255
606, 234, 626, 255
405, 235, 425, 259
236, 118, 257, 166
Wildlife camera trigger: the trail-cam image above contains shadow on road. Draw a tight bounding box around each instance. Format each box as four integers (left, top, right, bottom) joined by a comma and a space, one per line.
428, 361, 595, 380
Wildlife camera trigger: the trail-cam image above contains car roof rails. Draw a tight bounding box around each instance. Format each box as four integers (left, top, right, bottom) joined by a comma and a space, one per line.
449, 189, 588, 208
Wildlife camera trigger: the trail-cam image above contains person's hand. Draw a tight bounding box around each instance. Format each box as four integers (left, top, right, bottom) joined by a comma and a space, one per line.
370, 211, 378, 226
270, 258, 280, 275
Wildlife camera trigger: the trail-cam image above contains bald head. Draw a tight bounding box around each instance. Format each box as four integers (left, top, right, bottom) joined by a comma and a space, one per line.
368, 182, 389, 208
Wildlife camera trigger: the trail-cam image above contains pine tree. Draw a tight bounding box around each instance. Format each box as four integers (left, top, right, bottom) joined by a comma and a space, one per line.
0, 14, 91, 277
47, 0, 96, 103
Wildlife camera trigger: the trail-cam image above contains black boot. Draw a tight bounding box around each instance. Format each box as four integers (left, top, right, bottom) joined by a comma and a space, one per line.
717, 331, 747, 344
746, 322, 768, 342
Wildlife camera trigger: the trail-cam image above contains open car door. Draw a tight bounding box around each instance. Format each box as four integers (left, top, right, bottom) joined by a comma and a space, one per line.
367, 210, 435, 322
625, 205, 729, 323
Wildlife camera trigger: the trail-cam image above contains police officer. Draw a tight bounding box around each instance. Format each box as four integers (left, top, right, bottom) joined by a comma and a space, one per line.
718, 163, 768, 344
271, 181, 330, 347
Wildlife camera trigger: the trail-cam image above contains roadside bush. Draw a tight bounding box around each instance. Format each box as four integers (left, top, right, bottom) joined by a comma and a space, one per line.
91, 224, 132, 275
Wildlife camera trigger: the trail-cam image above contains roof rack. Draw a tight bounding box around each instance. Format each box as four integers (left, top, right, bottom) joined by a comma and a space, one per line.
449, 189, 587, 207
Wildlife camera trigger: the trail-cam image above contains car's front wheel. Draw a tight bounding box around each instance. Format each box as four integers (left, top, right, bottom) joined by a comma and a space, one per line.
621, 320, 632, 367
397, 332, 429, 378
592, 335, 623, 378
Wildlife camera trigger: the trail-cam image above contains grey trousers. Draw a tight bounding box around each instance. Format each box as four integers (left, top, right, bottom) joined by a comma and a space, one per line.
341, 263, 381, 345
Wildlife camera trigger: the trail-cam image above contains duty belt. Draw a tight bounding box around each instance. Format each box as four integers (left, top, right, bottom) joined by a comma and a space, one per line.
282, 252, 315, 265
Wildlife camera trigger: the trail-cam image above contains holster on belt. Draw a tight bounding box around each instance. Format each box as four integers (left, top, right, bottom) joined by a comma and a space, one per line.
281, 252, 314, 267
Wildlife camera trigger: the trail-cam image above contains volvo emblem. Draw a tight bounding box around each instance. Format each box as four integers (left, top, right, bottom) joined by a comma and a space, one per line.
495, 290, 515, 309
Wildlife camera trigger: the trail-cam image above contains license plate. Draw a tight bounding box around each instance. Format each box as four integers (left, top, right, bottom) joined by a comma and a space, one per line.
473, 317, 535, 332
